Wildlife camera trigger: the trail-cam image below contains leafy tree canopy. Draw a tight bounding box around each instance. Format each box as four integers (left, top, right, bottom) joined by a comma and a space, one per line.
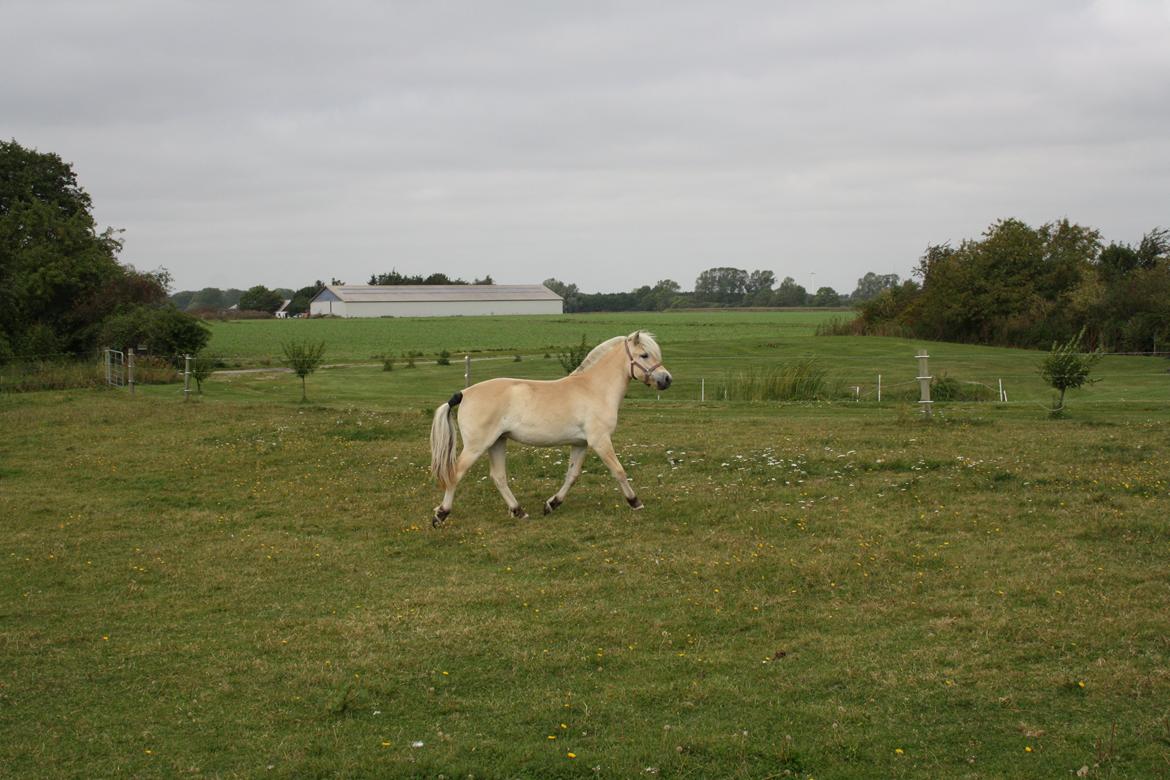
238, 285, 285, 313
0, 139, 182, 359
852, 217, 1169, 352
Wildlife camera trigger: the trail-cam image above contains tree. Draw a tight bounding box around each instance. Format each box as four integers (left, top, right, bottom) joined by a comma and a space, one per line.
811, 286, 841, 307
99, 304, 211, 362
1040, 328, 1101, 416
0, 139, 191, 358
285, 281, 325, 316
189, 351, 218, 393
473, 275, 494, 285
694, 267, 749, 304
281, 339, 326, 401
238, 285, 284, 313
773, 277, 808, 306
557, 335, 591, 374
543, 278, 582, 312
851, 272, 901, 302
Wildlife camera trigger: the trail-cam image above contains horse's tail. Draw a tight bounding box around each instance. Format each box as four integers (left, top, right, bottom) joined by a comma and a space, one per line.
430, 391, 463, 488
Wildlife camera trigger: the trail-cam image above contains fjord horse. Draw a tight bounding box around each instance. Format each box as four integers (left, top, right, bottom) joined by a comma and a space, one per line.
429, 331, 672, 526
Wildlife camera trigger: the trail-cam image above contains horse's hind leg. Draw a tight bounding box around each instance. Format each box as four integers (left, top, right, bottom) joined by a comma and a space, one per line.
488, 438, 528, 519
433, 445, 487, 526
590, 436, 643, 510
544, 444, 587, 514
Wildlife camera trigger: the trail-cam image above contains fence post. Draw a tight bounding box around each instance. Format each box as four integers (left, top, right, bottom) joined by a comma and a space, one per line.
998, 378, 1004, 403
184, 354, 191, 401
701, 377, 705, 403
128, 348, 136, 397
464, 355, 471, 388
877, 374, 882, 403
916, 350, 932, 419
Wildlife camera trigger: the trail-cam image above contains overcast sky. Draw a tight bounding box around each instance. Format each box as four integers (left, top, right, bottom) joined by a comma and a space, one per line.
4, 1, 1169, 294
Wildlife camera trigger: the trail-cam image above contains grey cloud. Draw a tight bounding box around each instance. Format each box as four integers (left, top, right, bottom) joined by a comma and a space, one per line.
3, 0, 1168, 293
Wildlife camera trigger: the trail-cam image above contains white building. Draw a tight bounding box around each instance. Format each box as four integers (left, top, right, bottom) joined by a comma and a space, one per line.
308, 284, 563, 318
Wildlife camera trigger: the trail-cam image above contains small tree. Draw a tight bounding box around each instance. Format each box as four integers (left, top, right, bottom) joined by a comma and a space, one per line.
1040, 328, 1101, 416
189, 352, 219, 393
281, 339, 326, 401
557, 334, 591, 374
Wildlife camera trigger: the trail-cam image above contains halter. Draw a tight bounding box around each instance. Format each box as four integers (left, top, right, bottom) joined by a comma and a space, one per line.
624, 338, 662, 384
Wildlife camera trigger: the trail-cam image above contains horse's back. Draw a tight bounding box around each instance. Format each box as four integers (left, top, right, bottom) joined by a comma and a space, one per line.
460, 376, 589, 446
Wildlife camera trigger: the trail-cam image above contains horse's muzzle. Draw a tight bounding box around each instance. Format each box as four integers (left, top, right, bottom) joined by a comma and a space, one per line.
655, 373, 672, 391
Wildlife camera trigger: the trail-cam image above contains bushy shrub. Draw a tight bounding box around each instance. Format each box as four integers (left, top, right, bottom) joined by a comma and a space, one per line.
99, 305, 210, 365
558, 335, 591, 374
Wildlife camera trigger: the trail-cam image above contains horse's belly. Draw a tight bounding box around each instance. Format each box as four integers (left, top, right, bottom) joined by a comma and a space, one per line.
506, 421, 585, 447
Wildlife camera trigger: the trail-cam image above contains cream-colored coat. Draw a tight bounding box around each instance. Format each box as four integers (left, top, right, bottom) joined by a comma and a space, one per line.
429, 331, 671, 525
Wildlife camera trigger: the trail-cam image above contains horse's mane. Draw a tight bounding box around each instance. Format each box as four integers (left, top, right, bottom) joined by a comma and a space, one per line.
572, 332, 660, 375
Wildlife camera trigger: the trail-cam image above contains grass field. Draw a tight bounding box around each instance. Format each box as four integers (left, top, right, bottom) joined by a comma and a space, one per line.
3, 311, 1170, 778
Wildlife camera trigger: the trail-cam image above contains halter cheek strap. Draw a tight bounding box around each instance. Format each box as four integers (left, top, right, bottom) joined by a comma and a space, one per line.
624, 339, 661, 384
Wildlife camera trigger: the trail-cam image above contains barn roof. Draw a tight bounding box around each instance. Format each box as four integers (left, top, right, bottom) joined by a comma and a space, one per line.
313, 284, 562, 303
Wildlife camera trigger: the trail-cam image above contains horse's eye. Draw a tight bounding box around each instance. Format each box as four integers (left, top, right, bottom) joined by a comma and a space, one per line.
641, 353, 649, 359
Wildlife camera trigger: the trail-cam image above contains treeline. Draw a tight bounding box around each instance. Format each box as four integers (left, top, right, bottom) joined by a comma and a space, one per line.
1, 140, 208, 362
544, 270, 896, 313
368, 270, 494, 286
847, 218, 1170, 352
172, 269, 897, 317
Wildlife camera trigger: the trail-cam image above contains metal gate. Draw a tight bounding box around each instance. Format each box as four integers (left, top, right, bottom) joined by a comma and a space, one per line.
105, 349, 125, 387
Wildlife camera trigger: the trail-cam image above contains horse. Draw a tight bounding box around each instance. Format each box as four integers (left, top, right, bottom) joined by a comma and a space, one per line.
429, 330, 672, 526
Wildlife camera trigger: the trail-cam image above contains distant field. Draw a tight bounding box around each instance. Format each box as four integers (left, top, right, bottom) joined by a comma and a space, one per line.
204, 311, 1169, 410
3, 310, 1169, 777
204, 310, 846, 364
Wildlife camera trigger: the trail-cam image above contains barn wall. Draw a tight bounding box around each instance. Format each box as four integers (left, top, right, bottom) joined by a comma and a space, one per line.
333, 299, 562, 318
309, 299, 348, 317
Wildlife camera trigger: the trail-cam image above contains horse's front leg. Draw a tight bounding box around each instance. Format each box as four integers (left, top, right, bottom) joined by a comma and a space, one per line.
589, 436, 643, 510
544, 444, 587, 514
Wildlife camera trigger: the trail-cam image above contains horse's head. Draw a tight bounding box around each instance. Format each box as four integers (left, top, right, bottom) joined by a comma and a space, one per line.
625, 331, 672, 391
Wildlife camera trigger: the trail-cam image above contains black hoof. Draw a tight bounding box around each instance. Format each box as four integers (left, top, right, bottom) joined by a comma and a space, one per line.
543, 497, 562, 515
627, 497, 644, 510
432, 507, 450, 527
510, 506, 529, 520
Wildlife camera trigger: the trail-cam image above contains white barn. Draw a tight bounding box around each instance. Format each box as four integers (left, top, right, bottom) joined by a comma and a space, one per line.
308, 284, 563, 318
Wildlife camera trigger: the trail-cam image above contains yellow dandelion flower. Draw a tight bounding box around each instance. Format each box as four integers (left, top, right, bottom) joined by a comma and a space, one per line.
567, 752, 576, 759
895, 748, 904, 755
1025, 746, 1033, 753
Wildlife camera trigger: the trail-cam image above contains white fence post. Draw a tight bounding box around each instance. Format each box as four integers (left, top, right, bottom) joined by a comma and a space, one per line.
916, 350, 932, 419
701, 377, 705, 403
184, 354, 191, 401
877, 374, 882, 403
464, 355, 471, 388
128, 348, 136, 397
998, 378, 1005, 403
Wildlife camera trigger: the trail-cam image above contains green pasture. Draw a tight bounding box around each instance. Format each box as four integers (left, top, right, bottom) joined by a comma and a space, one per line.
3, 311, 1170, 778
204, 310, 841, 365
201, 311, 1168, 411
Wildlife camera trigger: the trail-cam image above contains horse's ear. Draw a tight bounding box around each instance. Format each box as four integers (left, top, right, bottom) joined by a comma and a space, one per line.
631, 330, 642, 345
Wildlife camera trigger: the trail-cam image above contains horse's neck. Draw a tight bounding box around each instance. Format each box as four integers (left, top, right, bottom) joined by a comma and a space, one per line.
577, 342, 629, 405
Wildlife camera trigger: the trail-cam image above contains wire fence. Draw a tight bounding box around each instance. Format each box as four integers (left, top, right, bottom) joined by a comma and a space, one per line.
3, 346, 1168, 408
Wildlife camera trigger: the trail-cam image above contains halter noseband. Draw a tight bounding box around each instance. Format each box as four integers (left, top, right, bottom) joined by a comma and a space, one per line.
624, 338, 662, 384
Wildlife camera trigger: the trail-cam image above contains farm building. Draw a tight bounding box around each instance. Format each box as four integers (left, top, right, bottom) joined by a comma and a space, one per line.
308, 284, 563, 318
